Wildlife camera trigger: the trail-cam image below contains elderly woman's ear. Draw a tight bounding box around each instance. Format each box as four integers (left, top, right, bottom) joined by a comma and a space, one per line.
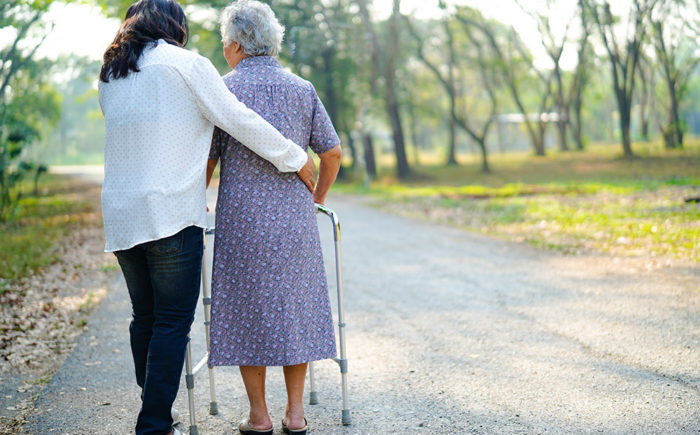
223, 41, 247, 69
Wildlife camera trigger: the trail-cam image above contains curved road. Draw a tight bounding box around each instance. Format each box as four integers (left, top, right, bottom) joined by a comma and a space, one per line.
26, 175, 700, 434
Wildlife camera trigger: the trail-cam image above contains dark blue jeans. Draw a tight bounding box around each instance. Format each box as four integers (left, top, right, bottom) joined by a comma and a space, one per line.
114, 226, 203, 435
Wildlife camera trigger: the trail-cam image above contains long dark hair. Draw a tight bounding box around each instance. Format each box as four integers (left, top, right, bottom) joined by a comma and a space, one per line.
100, 0, 188, 82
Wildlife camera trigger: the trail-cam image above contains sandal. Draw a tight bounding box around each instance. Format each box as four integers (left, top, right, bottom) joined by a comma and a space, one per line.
282, 417, 308, 435
238, 418, 273, 435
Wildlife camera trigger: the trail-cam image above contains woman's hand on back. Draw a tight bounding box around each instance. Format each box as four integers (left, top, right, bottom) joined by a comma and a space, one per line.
297, 153, 316, 193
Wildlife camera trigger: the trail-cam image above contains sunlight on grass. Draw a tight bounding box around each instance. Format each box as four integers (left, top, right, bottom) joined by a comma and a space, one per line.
0, 175, 97, 281
336, 139, 700, 261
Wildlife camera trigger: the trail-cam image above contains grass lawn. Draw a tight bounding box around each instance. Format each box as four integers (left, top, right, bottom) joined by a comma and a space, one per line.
0, 175, 99, 284
335, 139, 700, 262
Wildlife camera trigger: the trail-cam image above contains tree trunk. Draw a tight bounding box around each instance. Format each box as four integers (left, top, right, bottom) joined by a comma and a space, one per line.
612, 68, 634, 158
534, 128, 546, 156
620, 95, 634, 157
385, 88, 411, 178
447, 113, 457, 166
386, 0, 411, 179
667, 78, 683, 148
653, 20, 685, 149
674, 91, 683, 147
534, 87, 550, 157
362, 133, 377, 178
556, 119, 568, 152
476, 136, 490, 172
407, 104, 421, 167
638, 59, 651, 142
553, 65, 569, 152
321, 47, 338, 129
345, 130, 357, 170
571, 0, 590, 151
572, 102, 584, 150
507, 73, 546, 157
445, 15, 458, 166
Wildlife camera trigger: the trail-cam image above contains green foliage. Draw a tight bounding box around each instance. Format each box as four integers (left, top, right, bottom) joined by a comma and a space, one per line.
1, 77, 62, 219
0, 1, 63, 220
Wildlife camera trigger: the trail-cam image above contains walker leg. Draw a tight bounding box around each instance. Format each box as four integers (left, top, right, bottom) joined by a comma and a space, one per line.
185, 335, 199, 435
308, 361, 319, 405
207, 366, 218, 415
333, 237, 351, 426
201, 231, 218, 415
312, 205, 352, 424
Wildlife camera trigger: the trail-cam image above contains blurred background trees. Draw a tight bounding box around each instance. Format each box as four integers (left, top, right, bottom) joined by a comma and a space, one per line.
0, 0, 62, 220
2, 0, 699, 188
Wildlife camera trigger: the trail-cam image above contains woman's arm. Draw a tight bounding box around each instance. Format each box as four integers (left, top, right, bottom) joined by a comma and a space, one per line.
313, 145, 342, 205
187, 55, 307, 173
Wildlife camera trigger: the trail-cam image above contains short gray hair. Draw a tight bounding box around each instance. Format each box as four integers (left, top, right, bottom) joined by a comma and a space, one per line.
220, 0, 285, 57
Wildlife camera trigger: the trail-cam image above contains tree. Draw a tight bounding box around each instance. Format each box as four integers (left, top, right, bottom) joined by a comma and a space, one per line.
405, 9, 497, 172
517, 0, 573, 152
651, 0, 700, 149
0, 0, 62, 220
586, 0, 658, 157
274, 0, 364, 174
636, 52, 654, 141
356, 0, 411, 178
569, 0, 594, 150
456, 8, 551, 156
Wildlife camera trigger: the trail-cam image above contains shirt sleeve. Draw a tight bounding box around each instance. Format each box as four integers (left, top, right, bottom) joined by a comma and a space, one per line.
209, 127, 227, 160
308, 82, 341, 155
187, 55, 307, 172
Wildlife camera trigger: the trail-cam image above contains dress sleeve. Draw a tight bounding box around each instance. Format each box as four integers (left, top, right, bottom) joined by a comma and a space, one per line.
308, 83, 341, 155
186, 55, 307, 172
209, 127, 228, 160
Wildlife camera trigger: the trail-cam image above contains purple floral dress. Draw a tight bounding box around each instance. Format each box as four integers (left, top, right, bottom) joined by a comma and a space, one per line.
208, 56, 339, 367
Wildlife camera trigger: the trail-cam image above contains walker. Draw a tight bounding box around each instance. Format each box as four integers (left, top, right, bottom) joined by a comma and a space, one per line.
183, 204, 350, 435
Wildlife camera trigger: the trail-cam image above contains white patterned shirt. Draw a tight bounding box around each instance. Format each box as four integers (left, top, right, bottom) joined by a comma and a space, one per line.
98, 40, 307, 252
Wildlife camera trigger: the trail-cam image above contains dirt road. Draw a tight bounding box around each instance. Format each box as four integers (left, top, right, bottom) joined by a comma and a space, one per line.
25, 192, 700, 434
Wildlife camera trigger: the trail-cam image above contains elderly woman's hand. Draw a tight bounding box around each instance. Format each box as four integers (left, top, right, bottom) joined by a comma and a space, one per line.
297, 153, 316, 193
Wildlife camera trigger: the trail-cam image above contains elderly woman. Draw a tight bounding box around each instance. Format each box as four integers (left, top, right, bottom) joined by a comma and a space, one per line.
205, 1, 342, 434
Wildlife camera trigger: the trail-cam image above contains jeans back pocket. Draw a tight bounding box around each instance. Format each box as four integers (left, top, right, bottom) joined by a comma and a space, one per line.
147, 229, 185, 256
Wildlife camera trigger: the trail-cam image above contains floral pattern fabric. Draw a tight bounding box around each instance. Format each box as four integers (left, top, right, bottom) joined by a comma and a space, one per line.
208, 56, 339, 366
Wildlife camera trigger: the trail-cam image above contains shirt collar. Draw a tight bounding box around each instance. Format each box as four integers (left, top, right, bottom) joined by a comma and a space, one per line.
235, 56, 282, 70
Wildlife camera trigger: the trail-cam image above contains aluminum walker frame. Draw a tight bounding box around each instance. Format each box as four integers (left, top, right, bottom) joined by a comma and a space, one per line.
183, 204, 350, 435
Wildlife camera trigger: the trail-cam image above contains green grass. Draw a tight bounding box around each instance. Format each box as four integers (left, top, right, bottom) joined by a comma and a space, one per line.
0, 175, 97, 282
335, 139, 700, 261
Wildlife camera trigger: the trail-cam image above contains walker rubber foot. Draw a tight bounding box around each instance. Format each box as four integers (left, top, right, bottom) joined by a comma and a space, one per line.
342, 409, 351, 426
189, 425, 199, 435
309, 391, 319, 405
209, 401, 219, 415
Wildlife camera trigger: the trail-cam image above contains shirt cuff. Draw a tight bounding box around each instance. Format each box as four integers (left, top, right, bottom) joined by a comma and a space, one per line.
283, 141, 308, 172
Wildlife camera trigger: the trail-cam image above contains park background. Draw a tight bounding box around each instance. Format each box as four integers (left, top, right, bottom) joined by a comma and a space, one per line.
0, 0, 699, 432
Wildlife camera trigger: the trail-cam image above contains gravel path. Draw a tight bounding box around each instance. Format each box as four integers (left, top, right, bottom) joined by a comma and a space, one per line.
25, 193, 700, 434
